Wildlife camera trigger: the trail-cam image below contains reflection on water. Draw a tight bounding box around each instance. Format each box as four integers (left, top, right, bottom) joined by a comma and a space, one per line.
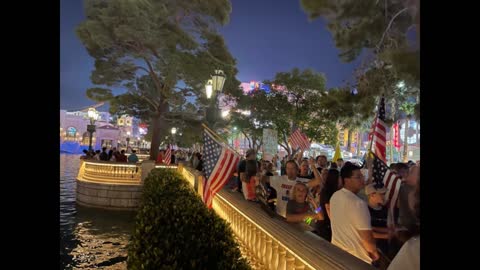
60, 154, 135, 269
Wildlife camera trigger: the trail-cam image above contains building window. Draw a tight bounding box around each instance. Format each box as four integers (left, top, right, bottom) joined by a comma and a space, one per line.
66, 127, 77, 137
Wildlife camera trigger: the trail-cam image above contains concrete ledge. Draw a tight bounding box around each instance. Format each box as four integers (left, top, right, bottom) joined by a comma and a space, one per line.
76, 179, 142, 211
215, 190, 376, 270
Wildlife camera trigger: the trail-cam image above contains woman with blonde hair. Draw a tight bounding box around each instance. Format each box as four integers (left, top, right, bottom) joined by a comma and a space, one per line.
286, 182, 323, 224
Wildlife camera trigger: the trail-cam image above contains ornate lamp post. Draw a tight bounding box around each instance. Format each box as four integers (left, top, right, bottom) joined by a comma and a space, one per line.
205, 69, 226, 127
87, 107, 99, 151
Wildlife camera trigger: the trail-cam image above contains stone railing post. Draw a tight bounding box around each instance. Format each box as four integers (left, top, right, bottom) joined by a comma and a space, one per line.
286, 252, 295, 270
294, 258, 306, 270
277, 246, 287, 270
255, 229, 262, 259
264, 237, 272, 268
271, 241, 279, 270
140, 160, 156, 183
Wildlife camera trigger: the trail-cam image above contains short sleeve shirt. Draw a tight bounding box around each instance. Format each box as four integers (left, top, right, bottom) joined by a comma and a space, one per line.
330, 188, 373, 264
270, 176, 310, 218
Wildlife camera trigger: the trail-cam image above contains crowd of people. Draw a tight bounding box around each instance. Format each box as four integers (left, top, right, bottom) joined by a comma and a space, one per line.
81, 146, 195, 166
227, 149, 419, 270
155, 149, 201, 167
80, 145, 419, 269
80, 147, 140, 163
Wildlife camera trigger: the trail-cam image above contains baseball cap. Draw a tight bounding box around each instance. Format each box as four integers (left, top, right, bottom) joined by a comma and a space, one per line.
365, 183, 387, 196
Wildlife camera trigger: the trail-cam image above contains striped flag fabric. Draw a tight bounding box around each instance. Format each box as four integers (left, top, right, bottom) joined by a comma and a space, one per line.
202, 128, 240, 208
289, 129, 310, 151
164, 145, 172, 165
371, 97, 387, 162
372, 152, 402, 226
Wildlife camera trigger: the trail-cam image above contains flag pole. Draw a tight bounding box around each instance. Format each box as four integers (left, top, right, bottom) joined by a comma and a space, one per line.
366, 103, 379, 182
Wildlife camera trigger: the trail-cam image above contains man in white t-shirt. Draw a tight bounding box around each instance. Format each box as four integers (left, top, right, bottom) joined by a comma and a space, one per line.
330, 163, 379, 265
261, 159, 323, 218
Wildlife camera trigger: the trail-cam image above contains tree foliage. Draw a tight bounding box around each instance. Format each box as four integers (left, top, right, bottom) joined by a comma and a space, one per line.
300, 0, 417, 63
229, 68, 339, 155
77, 0, 241, 160
300, 0, 420, 124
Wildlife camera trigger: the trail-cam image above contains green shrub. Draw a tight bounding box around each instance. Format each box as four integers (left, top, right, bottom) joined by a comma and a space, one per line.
128, 168, 251, 270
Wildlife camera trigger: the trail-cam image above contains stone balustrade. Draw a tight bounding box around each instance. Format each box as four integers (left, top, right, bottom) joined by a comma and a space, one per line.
79, 160, 142, 184
180, 166, 376, 270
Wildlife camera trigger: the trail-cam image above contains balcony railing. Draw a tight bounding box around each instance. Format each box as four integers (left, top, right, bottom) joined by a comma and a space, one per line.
179, 166, 376, 270
78, 160, 142, 185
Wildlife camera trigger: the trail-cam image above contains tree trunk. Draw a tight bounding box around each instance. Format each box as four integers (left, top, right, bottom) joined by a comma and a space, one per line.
241, 131, 252, 149
346, 129, 352, 153
280, 131, 291, 157
402, 118, 410, 162
280, 144, 291, 158
356, 131, 362, 157
149, 115, 162, 161
149, 103, 169, 161
256, 138, 263, 153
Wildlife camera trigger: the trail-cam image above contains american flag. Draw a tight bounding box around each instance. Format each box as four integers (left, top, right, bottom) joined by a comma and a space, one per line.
372, 152, 402, 226
202, 129, 240, 208
289, 129, 310, 151
371, 97, 387, 162
164, 145, 172, 165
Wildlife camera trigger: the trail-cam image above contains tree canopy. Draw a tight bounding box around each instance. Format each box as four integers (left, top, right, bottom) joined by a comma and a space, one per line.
229, 68, 339, 156
77, 0, 241, 159
300, 0, 420, 121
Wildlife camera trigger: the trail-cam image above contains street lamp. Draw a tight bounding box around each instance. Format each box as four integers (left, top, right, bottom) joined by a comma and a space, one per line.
205, 69, 226, 127
87, 107, 99, 151
221, 110, 230, 118
211, 69, 226, 93
205, 79, 213, 99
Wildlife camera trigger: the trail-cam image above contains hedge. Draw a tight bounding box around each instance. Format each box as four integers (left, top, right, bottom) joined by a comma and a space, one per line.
128, 168, 251, 270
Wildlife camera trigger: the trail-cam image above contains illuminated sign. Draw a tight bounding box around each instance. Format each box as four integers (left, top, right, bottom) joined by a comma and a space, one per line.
247, 81, 271, 93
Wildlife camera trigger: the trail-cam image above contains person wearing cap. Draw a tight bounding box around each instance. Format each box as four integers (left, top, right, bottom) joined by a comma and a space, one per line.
365, 183, 389, 257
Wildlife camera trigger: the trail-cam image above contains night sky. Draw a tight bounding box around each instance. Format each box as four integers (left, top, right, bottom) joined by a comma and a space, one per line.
60, 0, 362, 110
